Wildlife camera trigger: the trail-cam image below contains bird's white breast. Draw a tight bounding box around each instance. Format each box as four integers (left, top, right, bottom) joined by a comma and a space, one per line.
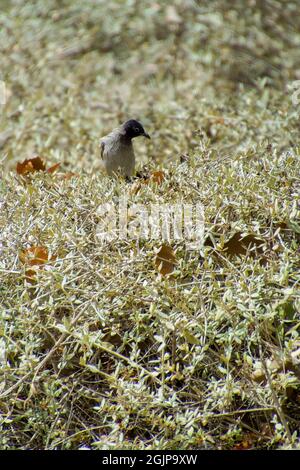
101, 131, 135, 177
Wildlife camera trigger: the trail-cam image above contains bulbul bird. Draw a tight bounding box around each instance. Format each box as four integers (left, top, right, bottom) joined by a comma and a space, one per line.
100, 119, 150, 177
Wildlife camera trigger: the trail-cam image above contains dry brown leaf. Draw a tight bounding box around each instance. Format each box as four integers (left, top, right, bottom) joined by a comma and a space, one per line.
275, 221, 288, 230
16, 157, 63, 176
155, 244, 177, 275
213, 117, 225, 125
131, 170, 164, 193
47, 162, 61, 174
222, 232, 264, 257
19, 246, 50, 266
16, 156, 46, 175
149, 170, 165, 185
233, 433, 256, 450
20, 245, 56, 282
24, 268, 38, 284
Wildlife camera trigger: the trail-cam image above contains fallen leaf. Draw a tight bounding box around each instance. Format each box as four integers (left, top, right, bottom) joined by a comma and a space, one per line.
212, 117, 225, 125
149, 170, 165, 185
24, 269, 38, 284
16, 156, 46, 175
274, 221, 288, 230
47, 162, 61, 174
19, 245, 56, 282
131, 170, 165, 193
19, 246, 49, 266
233, 433, 256, 450
222, 232, 264, 257
155, 244, 177, 275
16, 156, 63, 177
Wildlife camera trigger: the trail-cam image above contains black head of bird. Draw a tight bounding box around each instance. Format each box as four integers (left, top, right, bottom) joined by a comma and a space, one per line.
122, 119, 151, 140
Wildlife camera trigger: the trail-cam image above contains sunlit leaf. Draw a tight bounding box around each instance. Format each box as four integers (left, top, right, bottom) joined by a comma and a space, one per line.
19, 246, 50, 266
149, 170, 165, 185
183, 328, 199, 345
19, 245, 56, 282
47, 162, 61, 174
16, 156, 46, 175
222, 232, 265, 257
155, 244, 176, 275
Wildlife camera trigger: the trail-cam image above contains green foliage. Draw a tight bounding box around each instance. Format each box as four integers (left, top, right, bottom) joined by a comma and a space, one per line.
0, 0, 300, 450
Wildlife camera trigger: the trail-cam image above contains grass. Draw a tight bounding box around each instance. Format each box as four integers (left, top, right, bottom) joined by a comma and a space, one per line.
0, 0, 300, 450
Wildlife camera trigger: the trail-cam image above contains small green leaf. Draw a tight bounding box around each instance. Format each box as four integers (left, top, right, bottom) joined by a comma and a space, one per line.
183, 329, 199, 345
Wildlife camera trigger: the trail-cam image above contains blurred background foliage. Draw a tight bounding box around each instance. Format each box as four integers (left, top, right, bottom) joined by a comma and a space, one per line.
1, 0, 300, 169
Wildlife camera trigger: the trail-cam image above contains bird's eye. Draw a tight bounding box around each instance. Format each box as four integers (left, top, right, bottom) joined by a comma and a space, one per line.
135, 127, 140, 133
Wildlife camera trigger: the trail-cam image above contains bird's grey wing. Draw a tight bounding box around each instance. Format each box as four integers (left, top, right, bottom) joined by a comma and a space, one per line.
100, 140, 105, 160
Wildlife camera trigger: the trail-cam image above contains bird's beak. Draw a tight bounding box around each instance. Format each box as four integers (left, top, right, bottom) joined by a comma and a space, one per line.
143, 132, 151, 139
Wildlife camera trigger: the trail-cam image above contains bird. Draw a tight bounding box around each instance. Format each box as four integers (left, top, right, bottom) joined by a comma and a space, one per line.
99, 119, 150, 177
